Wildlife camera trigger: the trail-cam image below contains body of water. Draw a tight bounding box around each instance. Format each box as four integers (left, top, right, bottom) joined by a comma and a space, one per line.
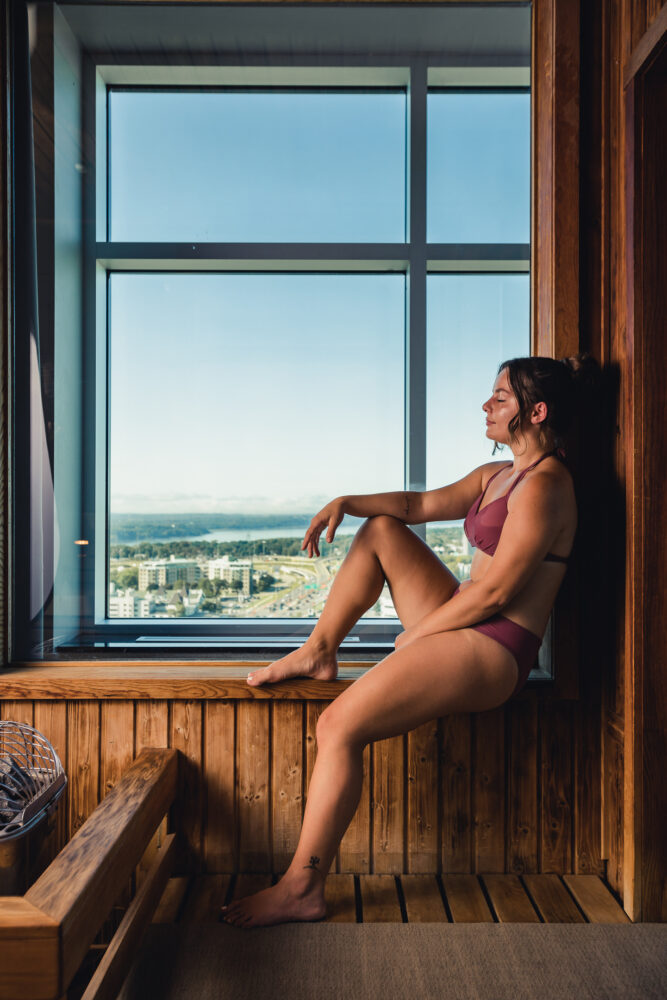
114, 520, 465, 546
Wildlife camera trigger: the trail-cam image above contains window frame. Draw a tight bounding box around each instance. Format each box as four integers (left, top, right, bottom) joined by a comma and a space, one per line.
81, 55, 533, 656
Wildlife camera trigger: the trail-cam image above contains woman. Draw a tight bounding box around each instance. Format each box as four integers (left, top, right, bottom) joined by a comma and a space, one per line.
222, 353, 593, 929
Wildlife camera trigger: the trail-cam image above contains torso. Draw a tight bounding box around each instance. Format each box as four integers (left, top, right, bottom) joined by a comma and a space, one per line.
462, 454, 577, 638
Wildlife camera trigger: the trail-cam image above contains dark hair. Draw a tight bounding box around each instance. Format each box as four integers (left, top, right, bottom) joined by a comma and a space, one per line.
491, 353, 603, 456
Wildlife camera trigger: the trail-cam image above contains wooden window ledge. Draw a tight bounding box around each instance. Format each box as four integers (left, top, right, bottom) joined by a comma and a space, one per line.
0, 661, 374, 700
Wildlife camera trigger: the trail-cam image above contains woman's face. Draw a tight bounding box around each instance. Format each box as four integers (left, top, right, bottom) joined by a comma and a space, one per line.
482, 369, 520, 444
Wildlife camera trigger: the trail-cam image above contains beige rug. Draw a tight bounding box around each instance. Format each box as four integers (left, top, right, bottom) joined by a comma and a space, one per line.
118, 922, 667, 999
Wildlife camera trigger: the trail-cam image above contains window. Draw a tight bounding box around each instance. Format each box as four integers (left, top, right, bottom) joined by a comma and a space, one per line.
15, 3, 535, 658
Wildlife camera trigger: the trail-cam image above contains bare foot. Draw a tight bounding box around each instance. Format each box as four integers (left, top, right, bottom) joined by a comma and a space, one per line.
220, 875, 327, 929
246, 639, 337, 686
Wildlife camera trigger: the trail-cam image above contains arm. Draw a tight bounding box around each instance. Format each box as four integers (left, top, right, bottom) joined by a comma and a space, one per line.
341, 491, 420, 523
398, 474, 568, 645
344, 460, 510, 524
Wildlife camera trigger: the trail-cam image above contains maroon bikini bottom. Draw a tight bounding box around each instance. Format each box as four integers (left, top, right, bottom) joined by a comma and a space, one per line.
451, 585, 541, 696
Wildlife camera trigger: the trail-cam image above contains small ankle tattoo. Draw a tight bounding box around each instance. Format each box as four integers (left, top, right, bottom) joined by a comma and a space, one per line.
303, 855, 323, 875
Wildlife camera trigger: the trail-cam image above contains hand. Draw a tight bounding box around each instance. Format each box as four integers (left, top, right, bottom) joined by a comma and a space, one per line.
301, 499, 345, 558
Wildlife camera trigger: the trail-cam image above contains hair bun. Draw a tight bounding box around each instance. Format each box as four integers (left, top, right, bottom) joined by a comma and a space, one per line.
561, 352, 600, 380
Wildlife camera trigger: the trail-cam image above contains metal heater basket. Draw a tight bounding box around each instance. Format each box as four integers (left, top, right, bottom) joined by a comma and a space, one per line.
0, 721, 67, 842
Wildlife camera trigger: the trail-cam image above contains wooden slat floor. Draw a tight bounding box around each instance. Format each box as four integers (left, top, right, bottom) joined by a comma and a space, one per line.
151, 873, 631, 925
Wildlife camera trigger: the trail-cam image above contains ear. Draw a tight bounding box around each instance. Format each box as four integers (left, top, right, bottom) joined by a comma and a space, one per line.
530, 401, 548, 424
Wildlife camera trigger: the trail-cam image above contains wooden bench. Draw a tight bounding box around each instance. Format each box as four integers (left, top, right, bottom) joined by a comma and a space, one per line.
0, 747, 179, 1000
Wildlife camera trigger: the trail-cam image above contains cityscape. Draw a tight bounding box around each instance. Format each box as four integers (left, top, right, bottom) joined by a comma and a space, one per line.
108, 522, 473, 620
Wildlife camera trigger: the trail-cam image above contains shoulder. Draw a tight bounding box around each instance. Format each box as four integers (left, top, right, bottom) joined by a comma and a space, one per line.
509, 458, 575, 515
478, 459, 513, 491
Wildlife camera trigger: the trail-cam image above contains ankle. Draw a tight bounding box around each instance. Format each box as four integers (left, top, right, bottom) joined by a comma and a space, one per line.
281, 861, 327, 894
306, 634, 337, 659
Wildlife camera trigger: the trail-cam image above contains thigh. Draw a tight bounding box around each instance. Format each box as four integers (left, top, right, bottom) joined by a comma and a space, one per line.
358, 515, 460, 630
317, 629, 518, 747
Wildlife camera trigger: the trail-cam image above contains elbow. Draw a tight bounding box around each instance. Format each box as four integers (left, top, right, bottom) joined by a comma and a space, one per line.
479, 580, 509, 613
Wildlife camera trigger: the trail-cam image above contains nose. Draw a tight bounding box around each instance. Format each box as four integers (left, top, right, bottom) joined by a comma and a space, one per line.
483, 397, 492, 413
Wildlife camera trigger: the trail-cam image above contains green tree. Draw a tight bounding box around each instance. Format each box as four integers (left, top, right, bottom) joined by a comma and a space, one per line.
117, 568, 138, 589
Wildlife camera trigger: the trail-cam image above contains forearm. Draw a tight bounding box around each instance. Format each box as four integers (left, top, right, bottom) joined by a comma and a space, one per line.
410, 581, 503, 639
341, 491, 422, 524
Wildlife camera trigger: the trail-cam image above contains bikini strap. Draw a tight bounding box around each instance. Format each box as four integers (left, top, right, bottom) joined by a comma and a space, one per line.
477, 463, 512, 508
507, 448, 558, 497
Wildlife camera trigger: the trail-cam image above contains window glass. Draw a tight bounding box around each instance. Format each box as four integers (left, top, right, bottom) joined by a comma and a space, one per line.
427, 91, 530, 244
108, 273, 404, 619
109, 90, 406, 243
426, 274, 529, 578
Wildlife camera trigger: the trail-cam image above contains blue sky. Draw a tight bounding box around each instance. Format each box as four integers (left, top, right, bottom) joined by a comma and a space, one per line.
108, 89, 530, 514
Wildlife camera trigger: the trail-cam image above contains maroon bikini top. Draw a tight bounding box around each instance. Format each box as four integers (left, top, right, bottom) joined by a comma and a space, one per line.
463, 448, 570, 563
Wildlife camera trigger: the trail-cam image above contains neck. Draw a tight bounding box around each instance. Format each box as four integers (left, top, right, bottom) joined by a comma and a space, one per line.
507, 442, 555, 473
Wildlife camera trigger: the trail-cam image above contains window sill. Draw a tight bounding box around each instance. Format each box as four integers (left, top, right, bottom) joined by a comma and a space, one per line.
1, 660, 374, 700
1, 659, 548, 700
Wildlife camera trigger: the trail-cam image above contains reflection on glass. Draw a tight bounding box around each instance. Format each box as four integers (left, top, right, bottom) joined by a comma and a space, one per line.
108, 274, 404, 619
109, 90, 406, 243
426, 275, 529, 578
427, 91, 530, 244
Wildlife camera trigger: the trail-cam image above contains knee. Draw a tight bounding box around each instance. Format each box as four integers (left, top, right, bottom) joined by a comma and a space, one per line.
358, 514, 404, 544
316, 705, 367, 751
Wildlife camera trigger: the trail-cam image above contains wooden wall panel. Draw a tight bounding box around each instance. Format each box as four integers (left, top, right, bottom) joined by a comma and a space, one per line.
170, 700, 203, 873
372, 736, 404, 873
580, 0, 667, 918
441, 713, 472, 874
507, 699, 539, 874
203, 700, 235, 873
540, 702, 573, 872
406, 718, 439, 873
100, 701, 134, 797
66, 701, 99, 836
237, 700, 270, 871
0, 691, 605, 878
473, 708, 505, 873
32, 701, 67, 866
271, 700, 303, 874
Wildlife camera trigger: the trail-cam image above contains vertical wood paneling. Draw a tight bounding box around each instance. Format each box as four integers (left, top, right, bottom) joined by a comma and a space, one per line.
0, 700, 34, 726
203, 700, 235, 872
99, 701, 134, 797
507, 698, 539, 874
170, 700, 203, 873
237, 700, 270, 871
604, 728, 624, 893
33, 701, 67, 865
574, 699, 604, 874
99, 700, 134, 913
473, 709, 505, 873
135, 700, 168, 880
271, 700, 303, 874
631, 0, 648, 46
406, 718, 439, 873
66, 701, 99, 837
441, 713, 472, 874
0, 694, 602, 878
540, 702, 573, 872
372, 735, 404, 873
338, 742, 371, 873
